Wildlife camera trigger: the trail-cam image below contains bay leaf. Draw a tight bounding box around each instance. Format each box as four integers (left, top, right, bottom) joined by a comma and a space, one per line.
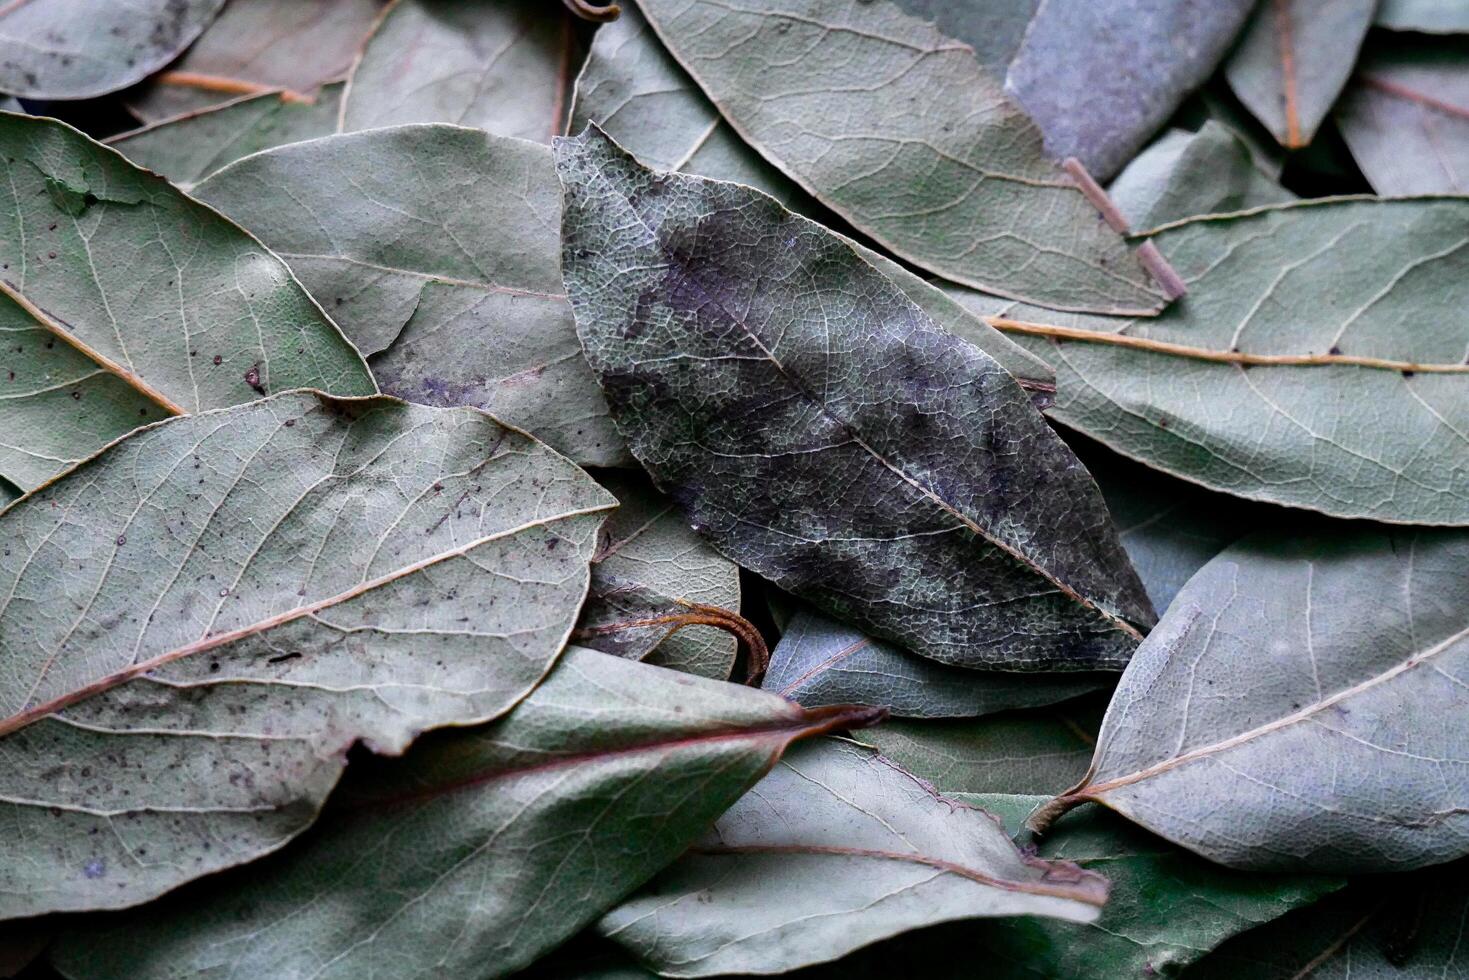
861, 701, 1106, 795
569, 2, 1055, 396
598, 738, 1108, 977
633, 0, 1167, 315
1336, 35, 1469, 195
339, 0, 576, 143
1006, 0, 1257, 180
192, 123, 626, 466
1225, 0, 1376, 149
125, 0, 380, 122
0, 112, 374, 491
1376, 0, 1469, 32
1033, 528, 1469, 872
577, 470, 741, 679
764, 610, 1109, 718
108, 83, 344, 187
50, 647, 880, 979
557, 126, 1154, 671
951, 197, 1469, 525
1108, 122, 1295, 232
0, 0, 225, 100
888, 0, 1039, 75
0, 390, 615, 918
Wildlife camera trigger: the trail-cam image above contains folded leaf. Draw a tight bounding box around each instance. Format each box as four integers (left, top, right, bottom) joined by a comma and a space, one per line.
598, 739, 1108, 976
1376, 0, 1469, 31
633, 0, 1165, 314
764, 610, 1108, 718
578, 471, 741, 679
557, 126, 1154, 671
0, 0, 225, 100
50, 648, 880, 980
1006, 0, 1257, 179
0, 391, 615, 917
193, 124, 627, 466
1225, 0, 1376, 149
955, 198, 1469, 525
1034, 528, 1469, 872
0, 113, 374, 491
340, 0, 575, 142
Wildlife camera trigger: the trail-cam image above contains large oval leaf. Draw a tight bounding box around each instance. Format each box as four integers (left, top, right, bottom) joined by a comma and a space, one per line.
0, 112, 374, 491
556, 126, 1154, 671
632, 0, 1167, 315
1034, 528, 1469, 872
0, 390, 615, 917
50, 648, 880, 979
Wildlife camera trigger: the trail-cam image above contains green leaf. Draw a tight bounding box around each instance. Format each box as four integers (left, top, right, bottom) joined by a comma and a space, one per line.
632, 0, 1167, 315
108, 83, 344, 186
954, 198, 1469, 525
569, 3, 1055, 395
192, 124, 627, 467
556, 126, 1154, 671
1034, 527, 1469, 872
339, 0, 576, 143
0, 0, 225, 100
124, 0, 380, 121
1376, 0, 1469, 32
888, 0, 1039, 75
1336, 35, 1469, 195
50, 648, 879, 980
764, 609, 1109, 718
0, 390, 616, 918
577, 470, 741, 680
1225, 0, 1376, 149
598, 738, 1109, 976
1005, 0, 1257, 179
0, 113, 374, 491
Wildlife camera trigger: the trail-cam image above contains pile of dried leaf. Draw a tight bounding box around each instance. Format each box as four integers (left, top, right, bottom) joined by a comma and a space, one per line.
1, 0, 1467, 977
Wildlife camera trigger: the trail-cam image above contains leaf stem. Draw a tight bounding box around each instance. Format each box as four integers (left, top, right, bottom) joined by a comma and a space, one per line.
574, 601, 771, 684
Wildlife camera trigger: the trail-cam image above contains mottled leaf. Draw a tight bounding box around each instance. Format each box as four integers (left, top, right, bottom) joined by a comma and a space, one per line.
577, 470, 741, 679
51, 648, 879, 979
125, 0, 380, 122
888, 0, 1039, 75
569, 3, 1055, 394
0, 391, 615, 918
1006, 0, 1257, 180
557, 127, 1154, 671
1336, 35, 1469, 195
1035, 528, 1469, 872
0, 0, 225, 100
193, 124, 625, 466
339, 0, 577, 143
952, 198, 1469, 525
1376, 0, 1469, 32
0, 113, 374, 491
764, 610, 1109, 719
1225, 0, 1376, 149
108, 83, 344, 186
633, 0, 1166, 315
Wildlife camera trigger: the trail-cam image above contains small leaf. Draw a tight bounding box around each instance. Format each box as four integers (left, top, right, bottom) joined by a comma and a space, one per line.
0, 112, 374, 491
633, 0, 1167, 314
556, 126, 1154, 671
50, 648, 880, 980
1034, 528, 1469, 872
0, 0, 226, 100
1225, 0, 1376, 149
598, 739, 1109, 976
0, 391, 615, 917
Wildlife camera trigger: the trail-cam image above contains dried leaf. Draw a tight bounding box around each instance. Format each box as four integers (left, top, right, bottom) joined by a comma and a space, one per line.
50, 648, 879, 979
0, 391, 615, 917
888, 0, 1039, 75
598, 738, 1108, 976
0, 113, 374, 491
1034, 528, 1469, 872
557, 126, 1154, 671
1376, 0, 1469, 32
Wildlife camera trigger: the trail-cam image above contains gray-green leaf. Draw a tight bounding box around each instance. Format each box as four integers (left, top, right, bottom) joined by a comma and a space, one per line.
1036, 528, 1469, 872
0, 391, 615, 918
51, 648, 879, 980
889, 0, 1039, 75
633, 0, 1166, 315
557, 126, 1154, 671
1376, 0, 1469, 32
